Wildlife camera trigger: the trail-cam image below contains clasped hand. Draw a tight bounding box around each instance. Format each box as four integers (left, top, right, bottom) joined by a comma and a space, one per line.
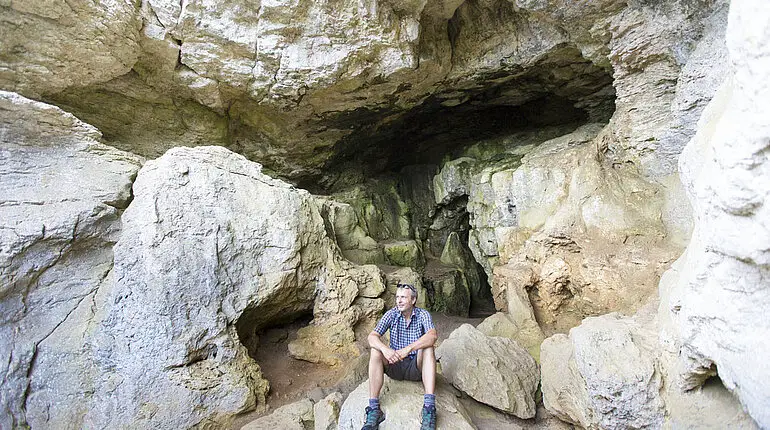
383, 347, 411, 364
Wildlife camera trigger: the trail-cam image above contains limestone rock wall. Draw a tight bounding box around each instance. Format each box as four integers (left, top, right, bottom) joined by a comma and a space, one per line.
0, 91, 143, 429
433, 124, 682, 332
540, 305, 758, 429
659, 0, 770, 425
1, 0, 768, 427
0, 1, 141, 96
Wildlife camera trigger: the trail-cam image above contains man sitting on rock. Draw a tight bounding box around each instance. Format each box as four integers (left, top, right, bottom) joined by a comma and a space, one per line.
362, 282, 438, 430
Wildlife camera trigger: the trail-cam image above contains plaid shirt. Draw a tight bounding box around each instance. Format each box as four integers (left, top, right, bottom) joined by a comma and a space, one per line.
374, 307, 435, 358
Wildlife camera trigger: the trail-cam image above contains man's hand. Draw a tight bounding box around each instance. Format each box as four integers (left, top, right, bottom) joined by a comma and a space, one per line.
382, 347, 404, 364
396, 347, 412, 360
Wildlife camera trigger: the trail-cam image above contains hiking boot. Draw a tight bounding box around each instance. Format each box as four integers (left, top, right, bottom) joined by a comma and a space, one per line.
420, 404, 437, 430
361, 406, 385, 430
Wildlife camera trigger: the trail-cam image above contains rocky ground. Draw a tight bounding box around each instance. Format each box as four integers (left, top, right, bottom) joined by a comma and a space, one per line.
233, 311, 572, 429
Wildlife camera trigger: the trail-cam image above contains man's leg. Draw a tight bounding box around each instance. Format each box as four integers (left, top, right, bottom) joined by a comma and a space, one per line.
416, 347, 436, 395
363, 349, 388, 429
417, 347, 438, 429
368, 348, 388, 398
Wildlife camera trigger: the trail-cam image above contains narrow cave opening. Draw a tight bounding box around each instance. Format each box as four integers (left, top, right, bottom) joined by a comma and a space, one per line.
418, 193, 496, 318
236, 307, 313, 361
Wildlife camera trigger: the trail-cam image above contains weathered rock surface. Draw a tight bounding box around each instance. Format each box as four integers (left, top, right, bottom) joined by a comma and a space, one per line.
318, 197, 384, 265
541, 305, 758, 429
87, 146, 318, 427
0, 1, 141, 95
542, 310, 664, 429
659, 1, 770, 426
438, 124, 682, 332
338, 376, 476, 429
241, 398, 314, 430
288, 295, 385, 365
0, 91, 143, 429
476, 311, 544, 363
88, 145, 379, 428
436, 324, 539, 418
314, 391, 344, 430
2, 0, 765, 428
486, 264, 546, 361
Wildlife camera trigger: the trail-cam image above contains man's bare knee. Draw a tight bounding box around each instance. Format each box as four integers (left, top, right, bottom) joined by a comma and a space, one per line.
416, 346, 435, 370
370, 348, 388, 366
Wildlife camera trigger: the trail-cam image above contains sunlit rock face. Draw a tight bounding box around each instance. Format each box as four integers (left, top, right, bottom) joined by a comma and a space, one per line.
0, 91, 143, 430
660, 0, 770, 426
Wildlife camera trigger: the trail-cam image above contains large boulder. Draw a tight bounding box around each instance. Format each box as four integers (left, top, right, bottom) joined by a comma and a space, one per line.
0, 91, 142, 429
476, 312, 544, 363
436, 324, 539, 418
660, 1, 770, 426
338, 376, 476, 430
86, 145, 355, 428
541, 305, 758, 429
541, 311, 664, 429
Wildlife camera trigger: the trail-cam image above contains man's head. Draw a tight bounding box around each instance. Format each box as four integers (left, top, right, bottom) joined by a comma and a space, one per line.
396, 283, 417, 313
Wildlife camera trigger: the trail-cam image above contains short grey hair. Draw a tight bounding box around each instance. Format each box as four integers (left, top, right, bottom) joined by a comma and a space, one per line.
396, 283, 417, 299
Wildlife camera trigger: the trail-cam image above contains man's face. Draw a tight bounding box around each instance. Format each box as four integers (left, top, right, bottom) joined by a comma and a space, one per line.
395, 287, 416, 313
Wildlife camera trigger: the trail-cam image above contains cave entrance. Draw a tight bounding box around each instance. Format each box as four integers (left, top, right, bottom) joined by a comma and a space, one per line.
299, 42, 616, 320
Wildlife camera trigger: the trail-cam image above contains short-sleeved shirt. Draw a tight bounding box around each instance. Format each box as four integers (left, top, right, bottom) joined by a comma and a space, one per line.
374, 307, 435, 358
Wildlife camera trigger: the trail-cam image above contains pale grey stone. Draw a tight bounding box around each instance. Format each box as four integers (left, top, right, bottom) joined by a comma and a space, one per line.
314, 392, 344, 430
659, 2, 770, 426
338, 376, 476, 430
542, 304, 759, 429
436, 324, 539, 418
541, 312, 664, 429
85, 146, 366, 428
241, 398, 315, 430
0, 91, 142, 429
434, 157, 479, 205
476, 311, 544, 364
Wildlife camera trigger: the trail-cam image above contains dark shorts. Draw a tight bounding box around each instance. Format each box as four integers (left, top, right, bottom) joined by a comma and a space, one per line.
385, 355, 421, 381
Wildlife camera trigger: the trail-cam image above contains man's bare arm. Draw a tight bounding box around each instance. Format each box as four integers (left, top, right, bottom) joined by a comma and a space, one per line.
368, 331, 402, 364
396, 328, 438, 358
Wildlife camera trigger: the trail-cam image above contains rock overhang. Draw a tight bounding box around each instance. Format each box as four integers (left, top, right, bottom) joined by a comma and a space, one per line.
1, 0, 617, 193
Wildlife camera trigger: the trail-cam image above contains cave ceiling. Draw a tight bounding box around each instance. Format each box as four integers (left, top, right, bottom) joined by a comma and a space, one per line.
28, 0, 619, 194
